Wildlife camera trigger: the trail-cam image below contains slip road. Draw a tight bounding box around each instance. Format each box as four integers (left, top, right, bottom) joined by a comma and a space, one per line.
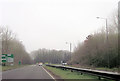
2, 65, 54, 79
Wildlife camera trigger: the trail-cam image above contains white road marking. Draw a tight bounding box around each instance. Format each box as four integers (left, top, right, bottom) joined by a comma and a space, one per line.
42, 66, 56, 81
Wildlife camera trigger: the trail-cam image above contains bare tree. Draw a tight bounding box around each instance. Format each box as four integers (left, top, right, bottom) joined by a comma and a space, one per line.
1, 26, 33, 64
1, 27, 16, 54
71, 10, 118, 69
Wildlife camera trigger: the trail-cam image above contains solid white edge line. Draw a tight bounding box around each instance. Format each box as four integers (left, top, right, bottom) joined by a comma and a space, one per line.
42, 66, 56, 81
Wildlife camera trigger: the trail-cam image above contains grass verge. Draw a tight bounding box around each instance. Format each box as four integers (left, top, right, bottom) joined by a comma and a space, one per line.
44, 66, 114, 81
70, 64, 119, 73
1, 65, 27, 71
95, 67, 119, 72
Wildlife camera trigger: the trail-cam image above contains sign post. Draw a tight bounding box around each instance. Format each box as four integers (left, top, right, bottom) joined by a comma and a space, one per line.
1, 54, 14, 66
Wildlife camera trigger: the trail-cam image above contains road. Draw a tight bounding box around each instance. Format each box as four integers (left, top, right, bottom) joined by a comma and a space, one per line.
2, 65, 54, 80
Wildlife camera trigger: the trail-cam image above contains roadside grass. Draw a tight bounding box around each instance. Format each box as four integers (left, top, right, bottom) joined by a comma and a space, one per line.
1, 65, 27, 71
95, 67, 119, 72
45, 66, 113, 81
52, 64, 119, 73
0, 66, 2, 71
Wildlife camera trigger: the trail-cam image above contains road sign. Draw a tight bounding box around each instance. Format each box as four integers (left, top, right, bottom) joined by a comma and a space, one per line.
19, 61, 21, 65
7, 54, 14, 62
2, 54, 7, 63
1, 54, 14, 63
7, 57, 14, 62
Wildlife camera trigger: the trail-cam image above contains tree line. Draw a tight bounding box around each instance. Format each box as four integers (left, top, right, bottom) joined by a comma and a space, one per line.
0, 27, 33, 65
71, 12, 119, 68
31, 48, 70, 64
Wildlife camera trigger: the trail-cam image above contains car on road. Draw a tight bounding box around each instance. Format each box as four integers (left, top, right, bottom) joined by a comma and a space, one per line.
62, 63, 67, 66
39, 63, 43, 66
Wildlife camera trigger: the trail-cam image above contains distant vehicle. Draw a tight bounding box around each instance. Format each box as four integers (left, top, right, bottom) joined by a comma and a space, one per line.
39, 63, 43, 66
62, 63, 67, 66
61, 60, 67, 66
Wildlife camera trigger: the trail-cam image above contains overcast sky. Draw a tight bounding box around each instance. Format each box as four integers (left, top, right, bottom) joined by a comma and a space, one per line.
0, 0, 119, 53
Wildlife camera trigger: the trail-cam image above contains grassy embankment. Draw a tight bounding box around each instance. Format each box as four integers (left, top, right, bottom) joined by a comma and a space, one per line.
70, 64, 119, 73
0, 65, 28, 71
47, 64, 119, 72
44, 66, 113, 81
95, 67, 119, 72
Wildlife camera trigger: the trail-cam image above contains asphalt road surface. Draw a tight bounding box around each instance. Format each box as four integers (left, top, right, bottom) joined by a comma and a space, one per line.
2, 65, 54, 80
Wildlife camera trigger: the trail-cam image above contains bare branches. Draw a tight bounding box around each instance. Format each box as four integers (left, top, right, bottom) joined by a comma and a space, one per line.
32, 49, 70, 64
1, 26, 32, 64
1, 27, 16, 41
71, 10, 118, 68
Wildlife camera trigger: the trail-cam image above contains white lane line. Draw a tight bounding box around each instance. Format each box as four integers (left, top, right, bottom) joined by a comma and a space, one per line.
42, 66, 56, 81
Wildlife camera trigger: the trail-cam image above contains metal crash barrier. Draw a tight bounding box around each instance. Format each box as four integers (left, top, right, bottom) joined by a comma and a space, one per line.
46, 64, 120, 81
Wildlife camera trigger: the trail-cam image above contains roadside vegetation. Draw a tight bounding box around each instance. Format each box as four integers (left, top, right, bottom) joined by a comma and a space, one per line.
31, 49, 71, 64
70, 65, 119, 73
1, 65, 27, 71
45, 66, 113, 81
70, 11, 119, 72
0, 27, 33, 65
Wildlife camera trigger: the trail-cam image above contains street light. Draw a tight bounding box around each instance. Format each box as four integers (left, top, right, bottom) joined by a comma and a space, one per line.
96, 17, 108, 40
66, 42, 72, 53
66, 42, 72, 61
96, 17, 109, 68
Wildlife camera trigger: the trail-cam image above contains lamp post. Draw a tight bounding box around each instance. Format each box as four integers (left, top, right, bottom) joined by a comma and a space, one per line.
96, 17, 108, 42
66, 42, 72, 61
96, 17, 110, 68
66, 42, 72, 53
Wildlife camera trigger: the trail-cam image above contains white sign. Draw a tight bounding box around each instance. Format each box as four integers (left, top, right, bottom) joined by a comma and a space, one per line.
7, 57, 14, 62
7, 54, 11, 56
2, 55, 6, 57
